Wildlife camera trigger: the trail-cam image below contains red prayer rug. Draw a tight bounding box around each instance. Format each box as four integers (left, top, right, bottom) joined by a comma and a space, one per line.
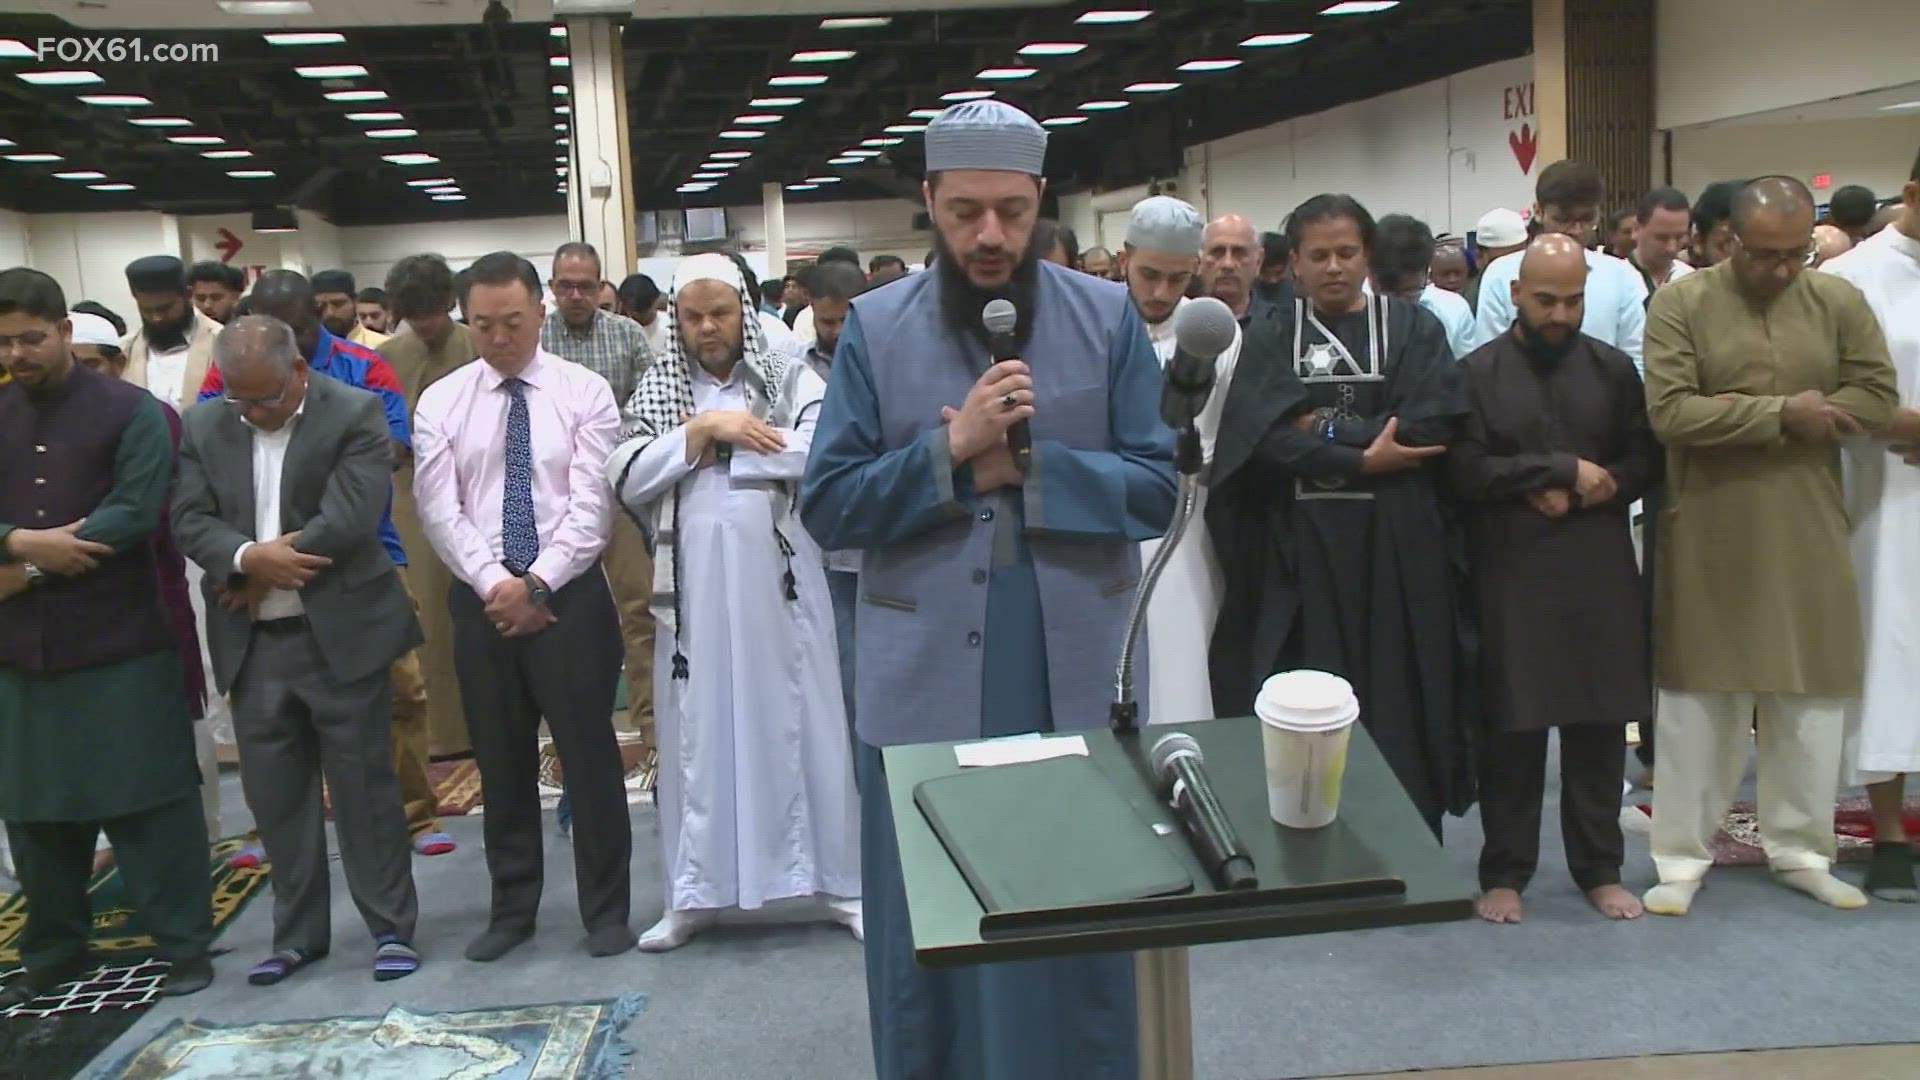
1632, 795, 1920, 868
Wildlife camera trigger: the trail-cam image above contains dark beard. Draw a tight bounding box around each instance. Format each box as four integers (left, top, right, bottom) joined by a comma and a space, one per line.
1513, 317, 1579, 367
143, 307, 194, 352
933, 231, 1042, 352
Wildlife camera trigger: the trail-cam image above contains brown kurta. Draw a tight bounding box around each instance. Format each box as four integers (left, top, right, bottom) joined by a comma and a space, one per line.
1644, 261, 1899, 695
1452, 332, 1662, 733
380, 323, 476, 755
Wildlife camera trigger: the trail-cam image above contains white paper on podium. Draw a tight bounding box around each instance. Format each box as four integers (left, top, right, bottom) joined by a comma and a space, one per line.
954, 734, 1090, 768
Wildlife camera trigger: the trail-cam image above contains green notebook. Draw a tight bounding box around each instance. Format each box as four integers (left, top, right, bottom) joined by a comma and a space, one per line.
913, 755, 1195, 915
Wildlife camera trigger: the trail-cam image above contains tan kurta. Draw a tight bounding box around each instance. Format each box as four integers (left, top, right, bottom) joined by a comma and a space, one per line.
380, 324, 476, 755
1645, 261, 1899, 695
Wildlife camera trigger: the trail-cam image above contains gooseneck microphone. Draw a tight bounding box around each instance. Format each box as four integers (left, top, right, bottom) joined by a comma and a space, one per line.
980, 299, 1029, 467
1161, 296, 1240, 435
1150, 732, 1257, 891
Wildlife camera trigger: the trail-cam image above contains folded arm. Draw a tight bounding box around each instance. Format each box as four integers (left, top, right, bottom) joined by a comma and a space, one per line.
1643, 289, 1786, 447
291, 392, 398, 559
75, 395, 175, 552
1447, 378, 1578, 503
1824, 285, 1900, 434
731, 363, 827, 483
413, 394, 511, 597
171, 411, 256, 576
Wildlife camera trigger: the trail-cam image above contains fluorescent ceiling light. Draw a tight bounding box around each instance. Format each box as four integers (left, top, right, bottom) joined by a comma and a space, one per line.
733, 114, 781, 124
78, 95, 152, 107
427, 185, 461, 193
550, 56, 570, 67
751, 97, 803, 107
677, 183, 713, 193
129, 116, 193, 127
841, 149, 880, 158
702, 162, 739, 171
1321, 0, 1399, 13
406, 177, 455, 186
0, 39, 35, 59
201, 149, 252, 159
4, 153, 63, 163
1019, 42, 1087, 56
325, 89, 387, 101
226, 169, 276, 178
769, 74, 828, 86
555, 105, 570, 114
1043, 116, 1088, 127
883, 124, 928, 134
0, 139, 12, 147
296, 64, 368, 79
346, 111, 403, 121
552, 84, 569, 95
786, 184, 819, 192
365, 128, 417, 139
719, 129, 766, 139
693, 172, 726, 180
264, 32, 344, 46
553, 122, 567, 131
977, 67, 1037, 80
908, 108, 942, 119
1177, 58, 1243, 72
1242, 32, 1313, 47
1076, 9, 1150, 24
1124, 81, 1181, 93
432, 194, 466, 201
828, 156, 864, 166
167, 135, 225, 145
1880, 100, 1920, 111
820, 16, 889, 29
218, 0, 315, 13
550, 26, 566, 38
53, 170, 106, 180
17, 71, 103, 86
256, 225, 297, 233
941, 89, 994, 102
862, 137, 904, 147
792, 50, 855, 62
804, 176, 842, 184
710, 150, 751, 159
1079, 99, 1129, 110
556, 137, 569, 145
383, 152, 439, 165
88, 182, 134, 191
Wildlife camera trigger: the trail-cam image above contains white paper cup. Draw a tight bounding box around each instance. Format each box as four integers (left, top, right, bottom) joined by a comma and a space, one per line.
1256, 669, 1359, 829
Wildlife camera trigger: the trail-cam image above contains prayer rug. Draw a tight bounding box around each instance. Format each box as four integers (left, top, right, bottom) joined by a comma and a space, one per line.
320, 757, 484, 822
538, 735, 656, 809
87, 994, 648, 1080
0, 961, 165, 1080
1631, 795, 1920, 867
0, 835, 265, 973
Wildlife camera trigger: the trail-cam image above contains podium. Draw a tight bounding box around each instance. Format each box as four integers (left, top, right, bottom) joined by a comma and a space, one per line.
884, 715, 1475, 1080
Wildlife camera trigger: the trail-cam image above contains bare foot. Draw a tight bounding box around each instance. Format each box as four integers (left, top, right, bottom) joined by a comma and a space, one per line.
1475, 887, 1523, 924
1587, 883, 1643, 919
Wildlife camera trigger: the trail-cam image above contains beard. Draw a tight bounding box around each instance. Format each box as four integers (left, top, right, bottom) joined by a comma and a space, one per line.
1513, 313, 1580, 366
321, 314, 358, 338
143, 305, 194, 352
933, 230, 1042, 351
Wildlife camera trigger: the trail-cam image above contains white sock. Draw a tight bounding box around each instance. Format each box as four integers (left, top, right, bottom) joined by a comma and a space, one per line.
637, 909, 717, 952
1643, 880, 1701, 916
1776, 868, 1869, 910
826, 897, 863, 941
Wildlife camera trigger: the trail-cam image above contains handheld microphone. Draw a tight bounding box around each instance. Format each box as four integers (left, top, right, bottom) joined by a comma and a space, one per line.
1160, 296, 1239, 434
1150, 732, 1257, 891
981, 299, 1029, 467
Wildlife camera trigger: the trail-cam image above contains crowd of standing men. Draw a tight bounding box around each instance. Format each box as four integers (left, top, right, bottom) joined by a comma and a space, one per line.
2, 92, 1918, 1080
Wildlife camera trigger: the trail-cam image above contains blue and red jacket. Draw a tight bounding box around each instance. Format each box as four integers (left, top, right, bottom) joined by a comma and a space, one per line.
199, 327, 411, 566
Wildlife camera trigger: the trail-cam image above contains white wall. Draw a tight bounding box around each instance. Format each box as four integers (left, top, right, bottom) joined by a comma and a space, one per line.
290, 209, 346, 278
1669, 114, 1920, 204
0, 209, 29, 269
338, 214, 570, 295
1656, 0, 1920, 130
27, 212, 179, 326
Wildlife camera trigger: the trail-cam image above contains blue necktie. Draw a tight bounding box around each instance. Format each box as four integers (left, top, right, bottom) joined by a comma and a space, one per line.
501, 377, 539, 570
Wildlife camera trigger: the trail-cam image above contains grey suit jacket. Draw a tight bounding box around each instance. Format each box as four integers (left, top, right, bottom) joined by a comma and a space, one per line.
171, 372, 423, 692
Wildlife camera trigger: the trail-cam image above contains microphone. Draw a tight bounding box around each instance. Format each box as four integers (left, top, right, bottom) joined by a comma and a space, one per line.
1160, 296, 1239, 435
981, 299, 1029, 467
1150, 732, 1257, 891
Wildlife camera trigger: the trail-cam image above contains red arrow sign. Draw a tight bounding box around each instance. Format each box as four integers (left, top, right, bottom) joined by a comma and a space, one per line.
215, 227, 243, 263
1508, 123, 1538, 176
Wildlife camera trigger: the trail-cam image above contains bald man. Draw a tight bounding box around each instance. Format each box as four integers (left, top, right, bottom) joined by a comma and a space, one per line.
1644, 176, 1899, 916
1199, 213, 1266, 322
1812, 223, 1853, 267
1451, 235, 1662, 923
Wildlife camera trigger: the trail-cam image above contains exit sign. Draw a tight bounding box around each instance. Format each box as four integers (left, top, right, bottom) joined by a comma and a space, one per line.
1812, 173, 1833, 189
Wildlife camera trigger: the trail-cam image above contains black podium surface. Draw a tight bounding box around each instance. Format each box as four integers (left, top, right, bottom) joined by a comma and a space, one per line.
883, 716, 1475, 968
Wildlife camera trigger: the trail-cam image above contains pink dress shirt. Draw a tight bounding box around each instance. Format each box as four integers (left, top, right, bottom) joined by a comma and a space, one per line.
411, 349, 621, 599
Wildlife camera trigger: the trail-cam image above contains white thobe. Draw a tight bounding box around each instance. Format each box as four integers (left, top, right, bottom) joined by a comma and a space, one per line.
618, 360, 860, 912
1139, 297, 1241, 725
1828, 225, 1920, 785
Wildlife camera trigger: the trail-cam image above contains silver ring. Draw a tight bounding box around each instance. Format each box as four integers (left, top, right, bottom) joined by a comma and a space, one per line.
1002, 392, 1020, 410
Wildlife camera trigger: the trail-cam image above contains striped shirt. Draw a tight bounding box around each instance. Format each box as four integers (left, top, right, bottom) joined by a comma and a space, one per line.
539, 307, 652, 417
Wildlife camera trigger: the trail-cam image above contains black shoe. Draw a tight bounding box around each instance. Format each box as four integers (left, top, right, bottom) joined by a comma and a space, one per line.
0, 956, 90, 1010
464, 925, 534, 963
161, 956, 214, 997
585, 925, 636, 957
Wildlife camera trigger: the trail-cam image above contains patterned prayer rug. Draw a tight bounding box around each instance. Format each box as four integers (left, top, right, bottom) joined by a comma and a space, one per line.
1632, 795, 1920, 867
538, 736, 656, 809
87, 995, 648, 1080
320, 758, 484, 821
0, 961, 166, 1080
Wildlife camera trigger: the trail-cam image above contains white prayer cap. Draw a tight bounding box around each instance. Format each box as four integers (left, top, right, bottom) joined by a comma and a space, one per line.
924, 100, 1048, 176
1126, 196, 1204, 255
671, 252, 745, 296
1475, 208, 1528, 248
67, 311, 120, 348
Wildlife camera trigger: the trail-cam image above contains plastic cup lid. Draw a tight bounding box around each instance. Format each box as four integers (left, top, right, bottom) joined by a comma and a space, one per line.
1256, 669, 1358, 730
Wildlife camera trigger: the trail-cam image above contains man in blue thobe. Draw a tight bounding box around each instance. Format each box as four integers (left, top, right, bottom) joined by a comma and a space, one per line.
800, 101, 1176, 1080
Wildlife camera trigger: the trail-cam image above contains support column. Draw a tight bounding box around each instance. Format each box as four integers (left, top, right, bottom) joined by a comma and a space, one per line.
563, 17, 635, 281
1532, 0, 1654, 202
762, 181, 788, 280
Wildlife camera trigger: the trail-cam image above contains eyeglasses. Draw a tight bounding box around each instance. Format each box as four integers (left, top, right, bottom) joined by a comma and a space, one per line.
1735, 234, 1816, 267
0, 329, 51, 351
224, 369, 300, 410
550, 279, 600, 296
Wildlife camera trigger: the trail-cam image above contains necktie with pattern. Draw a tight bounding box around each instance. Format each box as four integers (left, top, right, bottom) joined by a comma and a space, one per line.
501, 376, 540, 570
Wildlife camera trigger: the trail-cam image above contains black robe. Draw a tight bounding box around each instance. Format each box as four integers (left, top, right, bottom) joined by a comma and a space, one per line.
1449, 332, 1661, 734
1207, 296, 1479, 826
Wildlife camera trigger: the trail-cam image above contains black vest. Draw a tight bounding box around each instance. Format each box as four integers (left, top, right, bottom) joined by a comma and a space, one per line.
0, 365, 175, 675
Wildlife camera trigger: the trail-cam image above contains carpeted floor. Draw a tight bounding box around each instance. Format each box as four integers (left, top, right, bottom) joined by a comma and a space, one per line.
1629, 796, 1920, 867
50, 743, 1920, 1080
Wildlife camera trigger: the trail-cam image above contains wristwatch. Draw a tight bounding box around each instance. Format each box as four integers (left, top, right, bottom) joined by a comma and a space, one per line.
21, 561, 44, 585
504, 562, 552, 607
